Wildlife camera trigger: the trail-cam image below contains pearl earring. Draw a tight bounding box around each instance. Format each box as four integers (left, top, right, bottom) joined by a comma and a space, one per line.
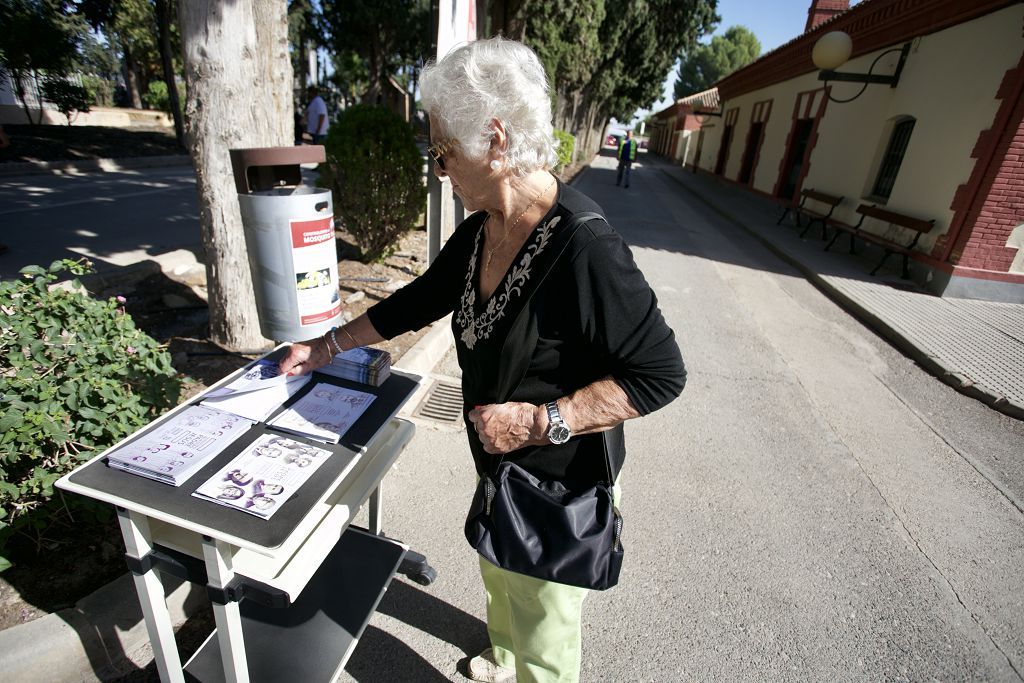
489, 159, 501, 171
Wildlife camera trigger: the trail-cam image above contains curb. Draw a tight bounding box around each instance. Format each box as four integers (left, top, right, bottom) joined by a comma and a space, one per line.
0, 573, 203, 683
0, 154, 191, 177
658, 167, 1024, 422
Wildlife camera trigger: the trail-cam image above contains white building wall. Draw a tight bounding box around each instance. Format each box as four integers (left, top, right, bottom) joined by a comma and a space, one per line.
698, 4, 1023, 253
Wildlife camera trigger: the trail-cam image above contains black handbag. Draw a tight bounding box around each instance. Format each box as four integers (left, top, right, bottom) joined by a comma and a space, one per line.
464, 438, 624, 590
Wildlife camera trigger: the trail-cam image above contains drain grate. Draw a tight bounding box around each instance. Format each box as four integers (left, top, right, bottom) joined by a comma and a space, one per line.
413, 380, 464, 425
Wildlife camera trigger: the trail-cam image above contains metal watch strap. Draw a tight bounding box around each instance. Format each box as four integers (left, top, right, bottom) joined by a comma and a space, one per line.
545, 401, 563, 425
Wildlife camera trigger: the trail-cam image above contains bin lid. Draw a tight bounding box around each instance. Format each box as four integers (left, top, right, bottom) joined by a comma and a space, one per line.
229, 146, 327, 194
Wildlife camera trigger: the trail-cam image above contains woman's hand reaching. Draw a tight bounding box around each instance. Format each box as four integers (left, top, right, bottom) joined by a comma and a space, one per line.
467, 402, 547, 454
279, 336, 333, 376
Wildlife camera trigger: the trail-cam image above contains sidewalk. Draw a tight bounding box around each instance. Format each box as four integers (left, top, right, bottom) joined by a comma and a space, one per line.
0, 154, 191, 177
655, 159, 1024, 421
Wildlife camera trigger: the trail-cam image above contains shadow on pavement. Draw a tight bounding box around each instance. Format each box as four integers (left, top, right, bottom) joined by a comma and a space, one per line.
580, 150, 933, 296
345, 578, 488, 681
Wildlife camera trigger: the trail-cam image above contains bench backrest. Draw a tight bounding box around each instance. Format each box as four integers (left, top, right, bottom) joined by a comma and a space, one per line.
856, 204, 935, 233
801, 188, 843, 206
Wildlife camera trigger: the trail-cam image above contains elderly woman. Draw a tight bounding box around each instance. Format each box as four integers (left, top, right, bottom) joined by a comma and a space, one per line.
280, 37, 685, 683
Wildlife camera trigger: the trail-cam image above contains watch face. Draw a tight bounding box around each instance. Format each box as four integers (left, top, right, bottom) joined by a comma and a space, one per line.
549, 424, 571, 444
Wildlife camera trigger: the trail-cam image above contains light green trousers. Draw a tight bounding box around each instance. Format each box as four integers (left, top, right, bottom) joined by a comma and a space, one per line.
477, 481, 621, 683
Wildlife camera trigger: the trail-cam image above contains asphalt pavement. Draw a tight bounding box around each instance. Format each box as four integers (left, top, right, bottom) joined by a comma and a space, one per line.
2, 151, 1023, 681
344, 150, 1024, 681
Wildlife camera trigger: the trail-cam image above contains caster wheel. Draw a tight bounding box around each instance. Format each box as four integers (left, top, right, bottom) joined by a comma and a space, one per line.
410, 565, 438, 586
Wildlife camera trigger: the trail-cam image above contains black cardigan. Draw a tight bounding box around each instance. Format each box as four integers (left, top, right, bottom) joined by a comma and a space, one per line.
368, 181, 686, 482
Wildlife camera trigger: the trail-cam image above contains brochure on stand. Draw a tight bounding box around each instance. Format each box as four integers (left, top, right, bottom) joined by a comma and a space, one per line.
106, 405, 255, 486
317, 346, 392, 386
200, 359, 310, 422
267, 383, 376, 443
192, 434, 335, 519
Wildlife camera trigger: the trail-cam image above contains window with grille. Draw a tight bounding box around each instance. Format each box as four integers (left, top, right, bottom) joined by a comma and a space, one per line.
872, 118, 915, 200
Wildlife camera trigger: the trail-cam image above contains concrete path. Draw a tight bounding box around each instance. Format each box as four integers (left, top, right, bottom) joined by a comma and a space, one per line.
655, 159, 1024, 422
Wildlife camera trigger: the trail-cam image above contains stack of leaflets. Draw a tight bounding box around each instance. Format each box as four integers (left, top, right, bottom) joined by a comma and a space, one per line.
191, 434, 336, 519
267, 383, 376, 444
201, 359, 310, 422
107, 405, 254, 486
317, 346, 391, 387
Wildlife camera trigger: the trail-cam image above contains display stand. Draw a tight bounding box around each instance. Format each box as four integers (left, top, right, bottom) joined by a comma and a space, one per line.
56, 350, 434, 683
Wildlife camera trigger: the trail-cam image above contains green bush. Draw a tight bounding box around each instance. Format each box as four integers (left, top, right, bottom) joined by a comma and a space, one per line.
142, 80, 185, 114
0, 260, 181, 570
553, 128, 575, 172
41, 77, 91, 125
319, 104, 427, 263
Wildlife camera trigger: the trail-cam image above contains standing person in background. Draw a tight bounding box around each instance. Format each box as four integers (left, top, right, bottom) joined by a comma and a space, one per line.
616, 129, 638, 188
305, 86, 329, 143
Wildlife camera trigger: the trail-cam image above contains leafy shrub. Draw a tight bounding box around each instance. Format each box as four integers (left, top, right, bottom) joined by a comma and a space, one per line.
553, 128, 575, 172
80, 74, 116, 107
41, 77, 91, 125
319, 104, 427, 263
142, 79, 185, 114
0, 260, 181, 570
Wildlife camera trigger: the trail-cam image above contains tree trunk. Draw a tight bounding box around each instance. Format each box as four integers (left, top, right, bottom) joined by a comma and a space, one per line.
123, 45, 144, 109
155, 0, 185, 149
178, 0, 293, 352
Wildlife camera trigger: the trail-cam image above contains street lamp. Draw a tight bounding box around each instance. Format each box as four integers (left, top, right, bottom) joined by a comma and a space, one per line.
813, 30, 912, 104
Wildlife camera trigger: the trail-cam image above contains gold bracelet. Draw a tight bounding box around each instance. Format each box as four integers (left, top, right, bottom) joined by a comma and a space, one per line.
322, 336, 332, 358
342, 326, 359, 349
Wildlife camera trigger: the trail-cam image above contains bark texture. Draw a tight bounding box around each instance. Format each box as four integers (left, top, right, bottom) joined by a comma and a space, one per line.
178, 0, 294, 351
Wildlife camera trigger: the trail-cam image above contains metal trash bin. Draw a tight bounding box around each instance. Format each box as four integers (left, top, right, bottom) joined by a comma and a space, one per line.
229, 146, 342, 342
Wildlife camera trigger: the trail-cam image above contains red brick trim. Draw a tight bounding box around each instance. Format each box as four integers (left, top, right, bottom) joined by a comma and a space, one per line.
739, 100, 773, 187
938, 50, 1024, 269
772, 88, 829, 200
717, 0, 1017, 101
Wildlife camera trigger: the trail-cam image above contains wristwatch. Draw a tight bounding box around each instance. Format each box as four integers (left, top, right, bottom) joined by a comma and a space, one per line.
545, 401, 572, 445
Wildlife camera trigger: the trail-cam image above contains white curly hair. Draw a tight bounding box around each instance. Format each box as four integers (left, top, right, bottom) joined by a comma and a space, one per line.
420, 37, 559, 176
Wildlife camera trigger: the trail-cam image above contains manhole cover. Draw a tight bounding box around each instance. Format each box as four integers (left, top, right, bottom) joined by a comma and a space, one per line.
413, 380, 464, 425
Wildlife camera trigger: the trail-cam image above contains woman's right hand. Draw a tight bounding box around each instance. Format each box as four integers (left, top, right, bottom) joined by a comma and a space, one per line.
279, 336, 333, 376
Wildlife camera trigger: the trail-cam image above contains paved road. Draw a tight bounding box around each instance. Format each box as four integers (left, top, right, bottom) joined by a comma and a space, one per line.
0, 167, 201, 279
341, 151, 1024, 681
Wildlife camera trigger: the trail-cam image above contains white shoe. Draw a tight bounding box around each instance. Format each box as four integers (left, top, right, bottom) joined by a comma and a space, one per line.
467, 647, 516, 682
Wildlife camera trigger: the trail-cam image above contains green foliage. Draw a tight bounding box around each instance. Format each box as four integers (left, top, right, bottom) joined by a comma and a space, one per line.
319, 105, 426, 263
40, 77, 91, 124
0, 0, 88, 125
320, 0, 429, 104
0, 259, 181, 569
553, 129, 575, 171
674, 25, 761, 99
142, 79, 185, 113
80, 73, 115, 107
499, 1, 719, 151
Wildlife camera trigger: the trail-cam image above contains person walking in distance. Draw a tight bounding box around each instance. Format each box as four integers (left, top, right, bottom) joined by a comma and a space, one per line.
616, 129, 638, 188
305, 86, 329, 143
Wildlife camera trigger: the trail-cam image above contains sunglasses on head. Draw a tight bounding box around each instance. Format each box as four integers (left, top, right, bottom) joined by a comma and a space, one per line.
427, 138, 456, 171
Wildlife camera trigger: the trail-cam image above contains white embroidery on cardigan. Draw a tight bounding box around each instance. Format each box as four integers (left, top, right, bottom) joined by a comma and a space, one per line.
456, 215, 561, 350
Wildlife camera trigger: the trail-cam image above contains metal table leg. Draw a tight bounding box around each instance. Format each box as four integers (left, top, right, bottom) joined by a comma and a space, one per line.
117, 509, 185, 683
202, 536, 250, 683
368, 481, 383, 536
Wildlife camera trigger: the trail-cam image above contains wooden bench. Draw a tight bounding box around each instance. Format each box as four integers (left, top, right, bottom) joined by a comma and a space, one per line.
824, 204, 935, 279
777, 189, 844, 240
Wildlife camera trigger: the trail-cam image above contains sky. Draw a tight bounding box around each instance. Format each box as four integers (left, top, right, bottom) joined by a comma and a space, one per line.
625, 0, 861, 127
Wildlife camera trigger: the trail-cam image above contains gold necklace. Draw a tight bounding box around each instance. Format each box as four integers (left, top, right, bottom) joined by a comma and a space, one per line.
485, 175, 556, 269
